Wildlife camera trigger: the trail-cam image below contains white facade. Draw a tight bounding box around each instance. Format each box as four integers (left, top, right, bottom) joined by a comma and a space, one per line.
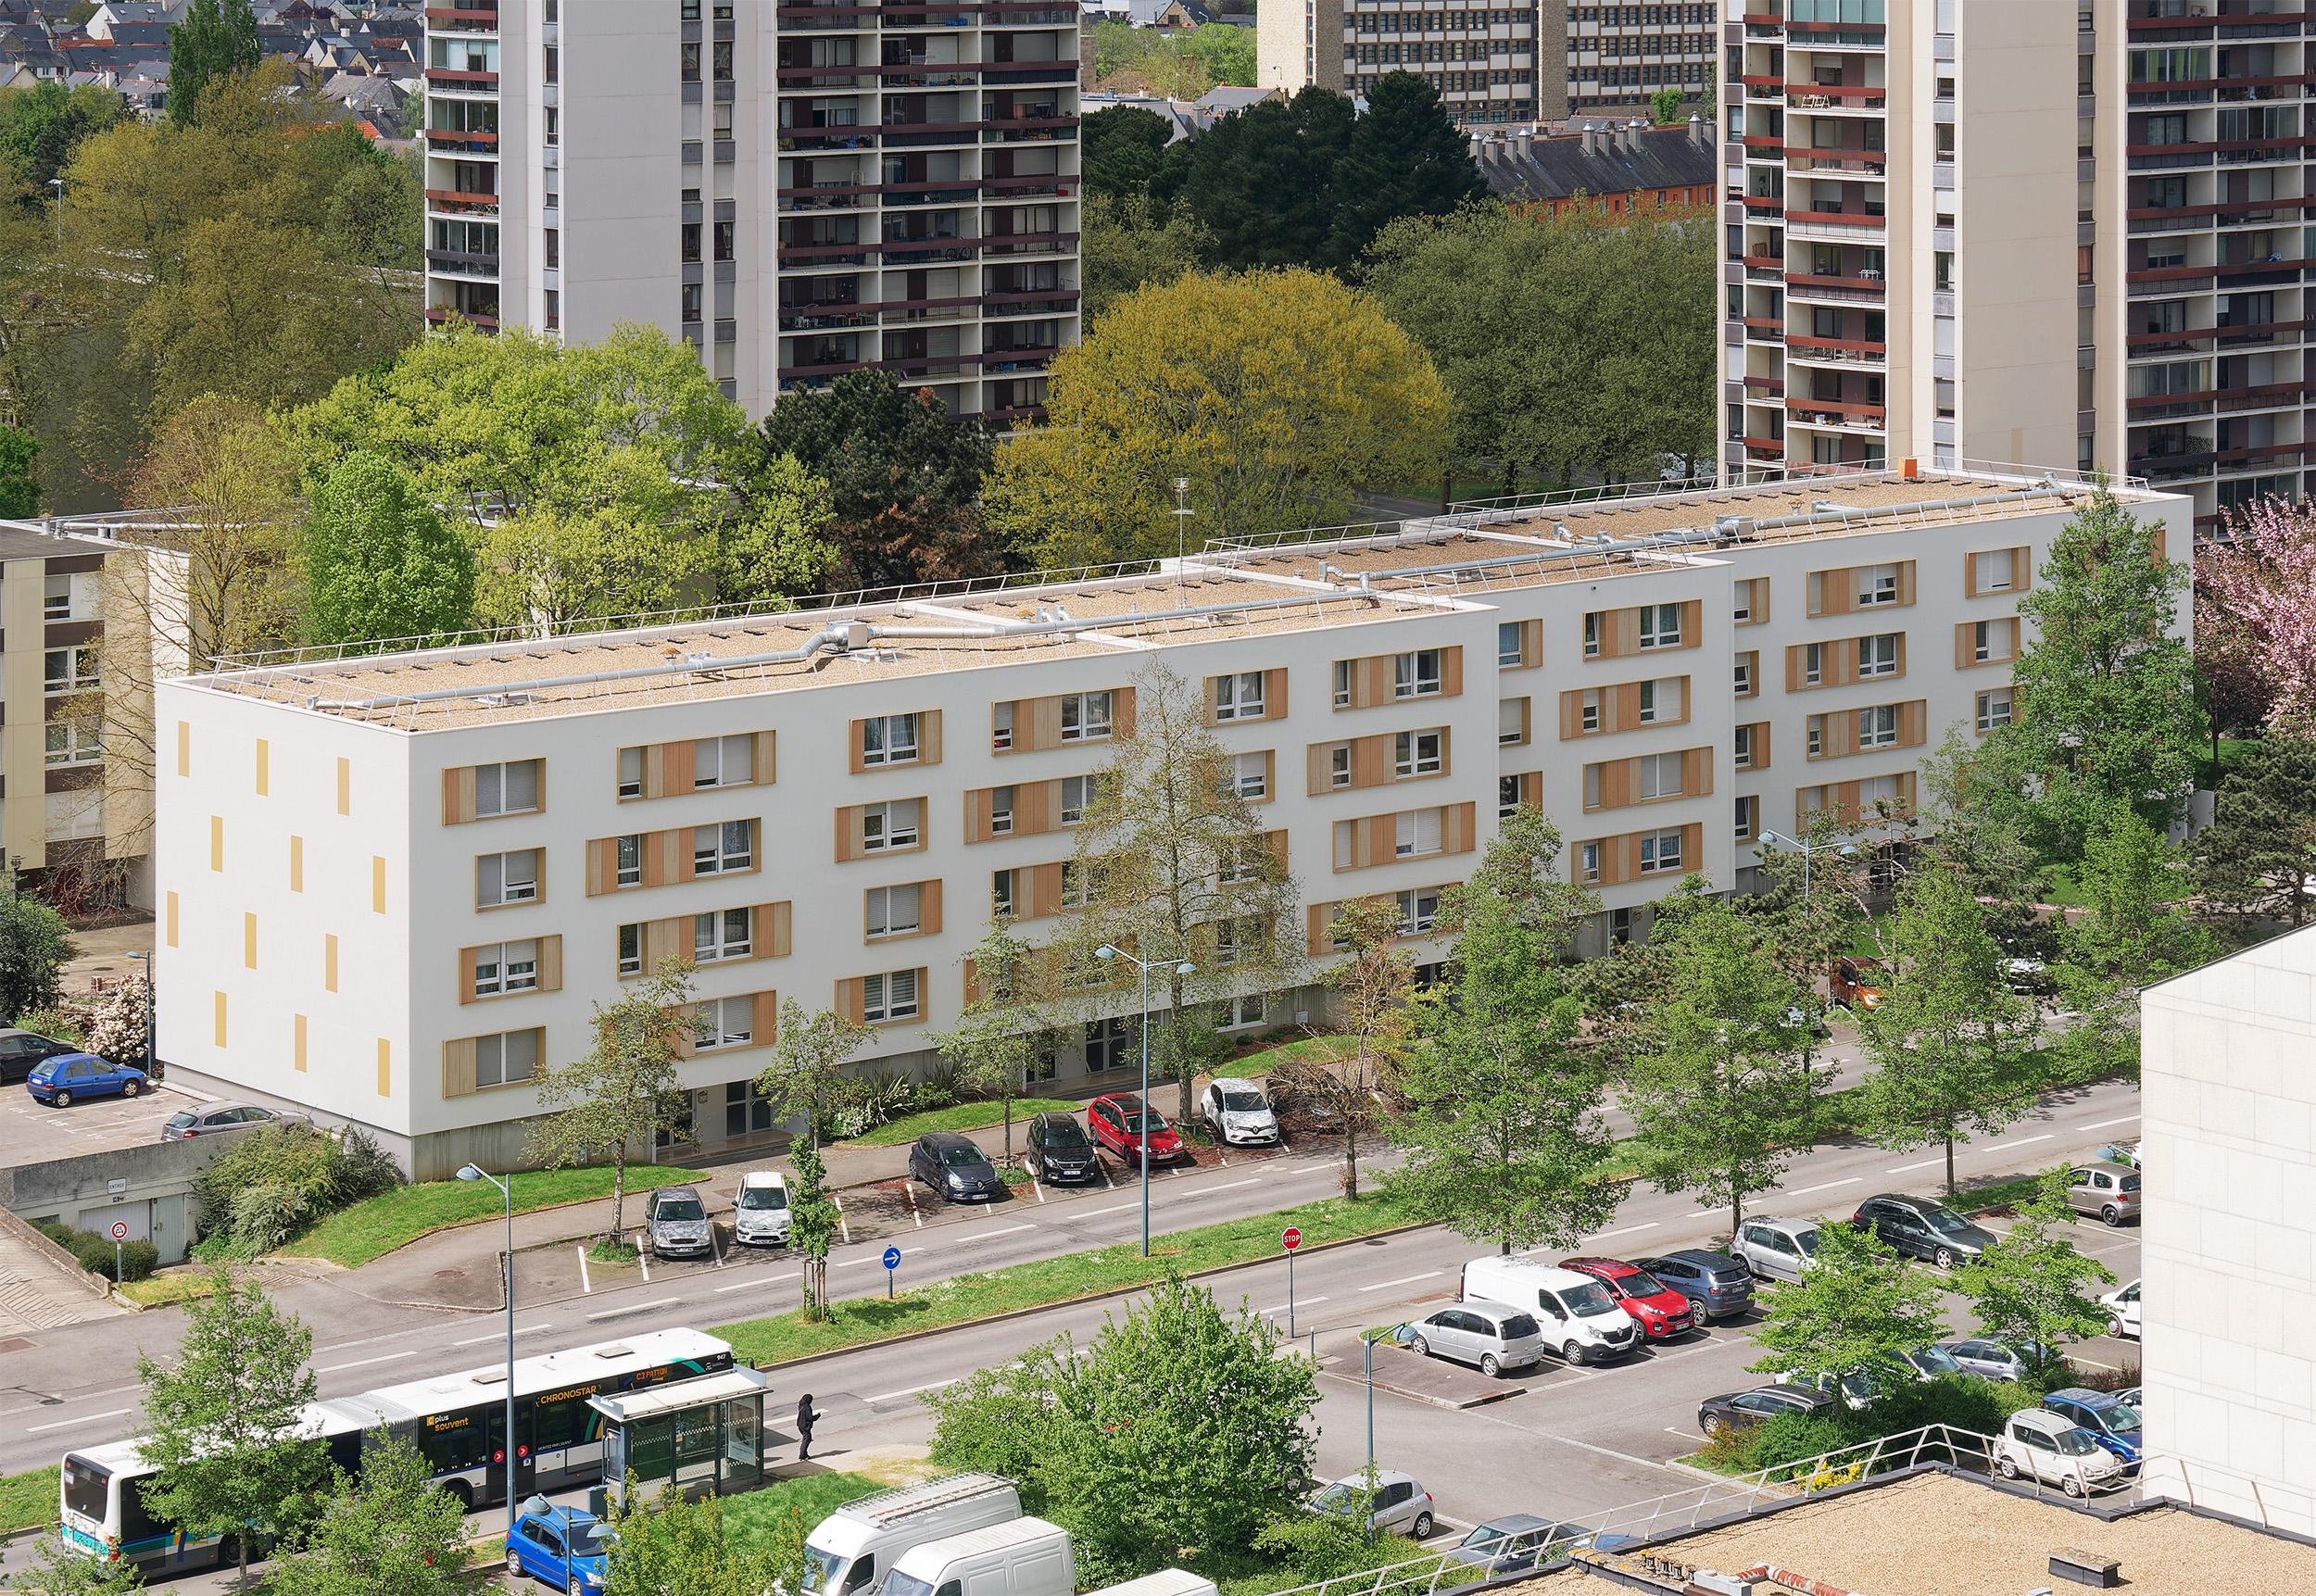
422, 0, 1082, 421
2141, 924, 2316, 1537
152, 465, 2187, 1177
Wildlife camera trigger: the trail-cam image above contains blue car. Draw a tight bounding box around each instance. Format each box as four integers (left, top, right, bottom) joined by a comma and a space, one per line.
506, 1499, 610, 1592
26, 1052, 148, 1107
2044, 1388, 2144, 1470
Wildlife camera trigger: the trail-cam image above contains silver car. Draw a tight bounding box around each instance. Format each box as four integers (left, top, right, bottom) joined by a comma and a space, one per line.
1937, 1336, 2058, 1382
644, 1185, 713, 1259
1307, 1471, 1434, 1539
1729, 1217, 1822, 1284
2066, 1162, 2141, 1226
1199, 1080, 1281, 1146
1405, 1299, 1545, 1378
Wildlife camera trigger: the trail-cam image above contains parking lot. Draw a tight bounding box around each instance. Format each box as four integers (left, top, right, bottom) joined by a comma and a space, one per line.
0, 1077, 200, 1171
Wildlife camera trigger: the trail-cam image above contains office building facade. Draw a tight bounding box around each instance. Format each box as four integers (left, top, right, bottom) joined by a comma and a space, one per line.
422, 0, 1081, 421
151, 465, 2184, 1176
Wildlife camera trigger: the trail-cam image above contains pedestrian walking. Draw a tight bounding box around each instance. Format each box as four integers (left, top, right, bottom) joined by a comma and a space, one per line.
797, 1392, 820, 1461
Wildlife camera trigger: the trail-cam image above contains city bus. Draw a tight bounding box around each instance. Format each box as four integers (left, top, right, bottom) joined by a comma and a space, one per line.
58, 1327, 736, 1573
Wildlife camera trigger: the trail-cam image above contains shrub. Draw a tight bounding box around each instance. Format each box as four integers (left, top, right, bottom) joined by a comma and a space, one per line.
15, 1003, 88, 1051
193, 1124, 405, 1251
33, 1221, 157, 1281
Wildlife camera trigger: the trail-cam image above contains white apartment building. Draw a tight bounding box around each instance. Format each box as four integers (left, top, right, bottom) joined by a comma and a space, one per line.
151, 464, 2184, 1178
422, 0, 1081, 422
1720, 0, 2316, 536
2141, 922, 2316, 1536
1257, 0, 1715, 125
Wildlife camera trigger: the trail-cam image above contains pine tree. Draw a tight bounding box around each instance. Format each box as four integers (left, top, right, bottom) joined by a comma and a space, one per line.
2195, 729, 2316, 929
1324, 70, 1487, 269
167, 0, 260, 127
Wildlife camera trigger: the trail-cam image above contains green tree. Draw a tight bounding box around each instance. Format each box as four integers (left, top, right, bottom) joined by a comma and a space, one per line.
525, 961, 696, 1243
1082, 106, 1176, 203
717, 451, 839, 608
133, 1266, 323, 1590
755, 370, 999, 590
1745, 1219, 1946, 1393
1179, 23, 1255, 87
1388, 811, 1612, 1254
1362, 198, 1715, 491
604, 1488, 799, 1596
1915, 728, 2054, 963
752, 999, 871, 1152
14, 1531, 149, 1594
301, 450, 477, 647
935, 918, 1072, 1166
1649, 87, 1686, 124
925, 1276, 1319, 1575
0, 889, 74, 1025
1279, 894, 1415, 1201
2052, 802, 2219, 1082
0, 421, 36, 517
787, 1137, 839, 1318
262, 1430, 471, 1596
1857, 864, 2042, 1198
1746, 813, 1869, 1071
1324, 71, 1487, 269
986, 269, 1451, 567
1082, 192, 1208, 323
1060, 663, 1303, 1128
167, 0, 259, 126
1955, 1169, 2116, 1366
1176, 89, 1354, 270
0, 82, 124, 202
1624, 899, 1819, 1239
1985, 490, 2203, 855
2194, 728, 2316, 929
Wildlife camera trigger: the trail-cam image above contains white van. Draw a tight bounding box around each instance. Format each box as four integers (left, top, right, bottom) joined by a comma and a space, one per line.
883, 1517, 1075, 1596
804, 1475, 1023, 1596
1087, 1572, 1220, 1596
1461, 1256, 1641, 1366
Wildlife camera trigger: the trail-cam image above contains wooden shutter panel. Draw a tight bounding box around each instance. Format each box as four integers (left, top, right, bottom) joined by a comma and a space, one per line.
753, 989, 780, 1047
964, 787, 992, 844
442, 767, 474, 824
1516, 697, 1531, 744
1263, 667, 1289, 719
1113, 687, 1136, 738
660, 829, 688, 885
1253, 749, 1276, 802
1307, 903, 1330, 952
1896, 560, 1918, 606
836, 807, 860, 862
921, 878, 944, 935
1900, 700, 1927, 747
538, 935, 563, 993
1361, 656, 1390, 708
1307, 743, 1332, 795
1604, 758, 1633, 811
646, 917, 686, 969
1441, 647, 1464, 697
1754, 722, 1772, 769
1894, 633, 1908, 676
835, 977, 865, 1024
1018, 781, 1053, 836
664, 740, 696, 794
1027, 861, 1063, 918
642, 743, 667, 799
849, 719, 868, 774
754, 731, 777, 785
457, 947, 479, 1005
1682, 823, 1704, 868
760, 901, 793, 958
1684, 748, 1715, 798
1955, 622, 1975, 669
1366, 813, 1396, 866
1559, 690, 1583, 739
1030, 696, 1064, 749
585, 839, 606, 897
1785, 645, 1806, 692
962, 957, 981, 1006
1265, 828, 1290, 869
1443, 801, 1476, 854
442, 1037, 477, 1099
921, 710, 943, 766
1679, 600, 1702, 646
1613, 609, 1642, 657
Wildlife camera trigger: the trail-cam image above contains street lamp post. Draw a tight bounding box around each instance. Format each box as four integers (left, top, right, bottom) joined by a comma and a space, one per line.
456, 1163, 518, 1534
125, 950, 155, 1081
1094, 945, 1196, 1259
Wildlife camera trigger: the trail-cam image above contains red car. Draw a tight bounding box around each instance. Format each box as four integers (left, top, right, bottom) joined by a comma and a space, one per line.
1559, 1256, 1695, 1340
1087, 1095, 1185, 1166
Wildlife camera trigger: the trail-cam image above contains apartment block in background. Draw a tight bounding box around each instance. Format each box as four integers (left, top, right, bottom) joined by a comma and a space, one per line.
1721, 0, 2316, 535
1258, 1, 1715, 125
422, 0, 1082, 422
152, 465, 2182, 1177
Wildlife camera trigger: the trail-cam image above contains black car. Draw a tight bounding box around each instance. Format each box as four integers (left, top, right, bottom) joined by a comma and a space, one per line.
1696, 1385, 1836, 1438
0, 1029, 81, 1087
1638, 1250, 1756, 1324
1025, 1112, 1099, 1184
1852, 1193, 1996, 1268
911, 1131, 1003, 1202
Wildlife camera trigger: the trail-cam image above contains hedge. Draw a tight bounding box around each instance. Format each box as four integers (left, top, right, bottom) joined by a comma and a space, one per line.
34, 1221, 158, 1283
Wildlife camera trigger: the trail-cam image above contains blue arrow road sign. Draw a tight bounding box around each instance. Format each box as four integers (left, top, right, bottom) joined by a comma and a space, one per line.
882, 1245, 902, 1270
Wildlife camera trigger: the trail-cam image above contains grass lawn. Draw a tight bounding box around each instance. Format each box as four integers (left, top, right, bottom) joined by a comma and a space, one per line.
835, 1099, 1084, 1150
0, 1465, 56, 1535
1211, 1034, 1356, 1081
1211, 1535, 1433, 1596
281, 1163, 711, 1269
119, 1270, 220, 1309
712, 1188, 1419, 1365
723, 1471, 884, 1549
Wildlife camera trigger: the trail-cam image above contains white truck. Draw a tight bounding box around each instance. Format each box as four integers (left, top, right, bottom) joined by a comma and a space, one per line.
883, 1517, 1076, 1596
803, 1475, 1023, 1596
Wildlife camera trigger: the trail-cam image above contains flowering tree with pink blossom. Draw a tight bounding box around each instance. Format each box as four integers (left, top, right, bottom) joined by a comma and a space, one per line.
2199, 496, 2316, 733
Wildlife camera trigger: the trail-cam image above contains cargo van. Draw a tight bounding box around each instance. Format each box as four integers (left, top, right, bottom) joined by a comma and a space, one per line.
803, 1474, 1024, 1596
1460, 1256, 1641, 1366
1085, 1571, 1220, 1596
882, 1517, 1075, 1596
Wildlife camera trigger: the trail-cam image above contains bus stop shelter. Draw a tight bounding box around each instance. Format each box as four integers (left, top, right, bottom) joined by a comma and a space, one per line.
586, 1366, 774, 1509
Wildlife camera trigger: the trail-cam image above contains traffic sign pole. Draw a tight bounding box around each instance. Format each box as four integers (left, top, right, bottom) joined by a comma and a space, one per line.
883, 1244, 901, 1300
109, 1220, 128, 1284
1281, 1226, 1303, 1338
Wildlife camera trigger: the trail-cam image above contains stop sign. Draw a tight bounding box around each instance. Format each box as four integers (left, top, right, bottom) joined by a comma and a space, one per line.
1281, 1226, 1303, 1251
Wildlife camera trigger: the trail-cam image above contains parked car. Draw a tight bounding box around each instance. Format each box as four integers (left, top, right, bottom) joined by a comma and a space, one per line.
1405, 1299, 1545, 1377
158, 1102, 307, 1141
733, 1170, 791, 1247
1696, 1385, 1835, 1438
1638, 1250, 1756, 1324
2066, 1161, 2141, 1226
2096, 1139, 2142, 1170
0, 1028, 82, 1087
1086, 1095, 1185, 1167
1443, 1515, 1591, 1575
644, 1185, 713, 1259
1558, 1256, 1694, 1340
2101, 1278, 2142, 1340
1306, 1472, 1433, 1539
506, 1496, 610, 1591
1198, 1080, 1280, 1147
1460, 1256, 1640, 1365
911, 1131, 1004, 1202
1937, 1337, 2058, 1383
1775, 1365, 1896, 1411
2003, 956, 2054, 997
1729, 1217, 1822, 1284
25, 1053, 147, 1107
1851, 1194, 1996, 1268
2043, 1388, 2144, 1466
1894, 1342, 1966, 1380
1026, 1112, 1101, 1184
1829, 956, 1887, 1011
1993, 1409, 2127, 1497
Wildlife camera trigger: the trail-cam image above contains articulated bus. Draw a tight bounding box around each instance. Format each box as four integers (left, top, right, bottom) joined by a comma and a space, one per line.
59, 1327, 736, 1574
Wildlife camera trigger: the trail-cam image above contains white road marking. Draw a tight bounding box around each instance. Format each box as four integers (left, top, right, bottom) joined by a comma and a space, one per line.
588, 1297, 681, 1321
906, 1183, 924, 1230
453, 1324, 549, 1348
1588, 1222, 1661, 1242
1356, 1271, 1442, 1294
834, 1193, 851, 1243
1030, 1178, 1046, 1204
1665, 1426, 1706, 1443
318, 1349, 422, 1375
716, 1272, 800, 1293
1889, 1158, 1945, 1175
1787, 1177, 1862, 1197
1985, 1133, 2054, 1152
865, 1378, 957, 1403
2081, 1116, 2140, 1133
1077, 1201, 1138, 1218
28, 1407, 131, 1436
575, 1246, 592, 1295
1184, 1177, 1261, 1197
637, 1248, 651, 1283
2070, 1354, 2121, 1373
970, 1224, 1037, 1242
1098, 1160, 1116, 1188
1258, 1296, 1329, 1315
